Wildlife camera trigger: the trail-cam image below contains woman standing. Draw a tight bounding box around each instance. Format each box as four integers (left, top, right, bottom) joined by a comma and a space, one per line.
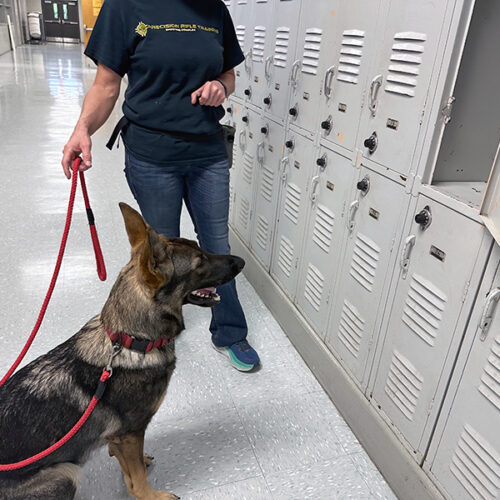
62, 0, 260, 371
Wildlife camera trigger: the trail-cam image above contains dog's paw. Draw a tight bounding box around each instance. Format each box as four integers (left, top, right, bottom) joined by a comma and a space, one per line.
143, 453, 154, 467
152, 492, 179, 500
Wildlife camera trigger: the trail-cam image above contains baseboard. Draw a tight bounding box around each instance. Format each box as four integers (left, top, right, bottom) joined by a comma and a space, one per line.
230, 228, 444, 500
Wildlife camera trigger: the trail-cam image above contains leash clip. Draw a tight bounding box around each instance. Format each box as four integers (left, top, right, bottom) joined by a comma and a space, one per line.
106, 344, 122, 377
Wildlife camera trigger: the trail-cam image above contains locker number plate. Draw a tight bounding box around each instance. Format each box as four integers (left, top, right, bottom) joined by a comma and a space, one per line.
254, 76, 259, 83
369, 208, 380, 220
294, 161, 301, 169
386, 118, 399, 130
338, 103, 347, 113
275, 83, 280, 91
326, 181, 335, 192
430, 245, 446, 262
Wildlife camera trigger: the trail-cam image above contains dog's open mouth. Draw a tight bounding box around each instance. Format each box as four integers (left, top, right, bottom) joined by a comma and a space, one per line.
186, 287, 220, 307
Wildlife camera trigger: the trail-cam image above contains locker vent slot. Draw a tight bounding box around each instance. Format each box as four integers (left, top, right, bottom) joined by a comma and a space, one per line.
304, 264, 324, 312
337, 29, 365, 84
284, 183, 301, 224
255, 215, 269, 251
238, 197, 250, 231
402, 274, 447, 347
312, 204, 335, 253
338, 300, 365, 358
242, 151, 254, 185
274, 27, 290, 68
301, 28, 322, 75
278, 236, 294, 277
385, 32, 426, 97
385, 350, 423, 420
237, 0, 248, 4
450, 424, 500, 500
260, 165, 274, 202
236, 25, 246, 47
349, 233, 380, 292
252, 26, 266, 62
478, 334, 500, 412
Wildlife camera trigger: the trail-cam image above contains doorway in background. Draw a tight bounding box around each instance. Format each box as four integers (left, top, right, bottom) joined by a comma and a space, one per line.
41, 0, 79, 42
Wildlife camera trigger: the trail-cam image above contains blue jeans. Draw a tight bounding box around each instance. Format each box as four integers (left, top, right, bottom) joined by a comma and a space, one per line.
124, 150, 247, 347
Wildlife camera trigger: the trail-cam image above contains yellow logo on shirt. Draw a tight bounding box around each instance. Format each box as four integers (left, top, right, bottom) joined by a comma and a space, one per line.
135, 21, 219, 37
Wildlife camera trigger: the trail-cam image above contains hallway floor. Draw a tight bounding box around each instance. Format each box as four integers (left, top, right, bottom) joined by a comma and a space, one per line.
0, 44, 395, 500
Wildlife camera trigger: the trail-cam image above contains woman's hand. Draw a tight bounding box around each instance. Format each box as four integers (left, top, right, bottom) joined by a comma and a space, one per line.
191, 80, 226, 107
61, 125, 92, 179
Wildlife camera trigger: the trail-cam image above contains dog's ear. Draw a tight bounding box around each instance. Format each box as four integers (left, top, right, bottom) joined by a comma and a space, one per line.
139, 229, 174, 290
119, 202, 147, 249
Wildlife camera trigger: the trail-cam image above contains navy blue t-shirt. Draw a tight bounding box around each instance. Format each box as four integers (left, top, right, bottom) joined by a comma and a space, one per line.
85, 0, 244, 164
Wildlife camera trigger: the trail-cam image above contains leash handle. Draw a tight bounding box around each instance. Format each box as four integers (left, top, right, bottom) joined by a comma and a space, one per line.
79, 166, 107, 281
0, 158, 106, 387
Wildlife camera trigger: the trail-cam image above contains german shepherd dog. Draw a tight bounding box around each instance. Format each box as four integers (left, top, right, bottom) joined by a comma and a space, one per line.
0, 203, 245, 499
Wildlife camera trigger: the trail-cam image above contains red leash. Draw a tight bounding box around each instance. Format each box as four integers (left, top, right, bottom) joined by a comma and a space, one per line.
0, 370, 111, 471
0, 158, 106, 387
0, 158, 110, 471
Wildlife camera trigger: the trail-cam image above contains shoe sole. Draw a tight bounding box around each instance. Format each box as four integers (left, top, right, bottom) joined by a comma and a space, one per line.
212, 344, 255, 372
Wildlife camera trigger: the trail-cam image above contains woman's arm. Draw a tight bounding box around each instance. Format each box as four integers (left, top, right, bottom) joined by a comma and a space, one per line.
190, 68, 236, 107
61, 64, 122, 178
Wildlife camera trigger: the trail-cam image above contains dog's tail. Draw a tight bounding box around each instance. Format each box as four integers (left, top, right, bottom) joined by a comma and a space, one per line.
0, 463, 79, 500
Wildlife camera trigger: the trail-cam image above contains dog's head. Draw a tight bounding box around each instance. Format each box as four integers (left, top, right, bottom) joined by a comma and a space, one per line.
119, 203, 244, 307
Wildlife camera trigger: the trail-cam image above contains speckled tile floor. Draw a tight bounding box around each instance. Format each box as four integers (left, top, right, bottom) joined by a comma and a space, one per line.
0, 45, 396, 500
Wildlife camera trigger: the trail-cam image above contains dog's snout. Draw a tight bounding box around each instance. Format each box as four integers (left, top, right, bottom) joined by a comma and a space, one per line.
232, 256, 245, 273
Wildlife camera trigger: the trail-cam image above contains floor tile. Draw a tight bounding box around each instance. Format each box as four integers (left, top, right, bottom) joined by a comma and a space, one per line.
266, 455, 374, 499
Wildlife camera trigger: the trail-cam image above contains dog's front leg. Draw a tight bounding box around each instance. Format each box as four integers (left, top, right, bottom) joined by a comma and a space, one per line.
108, 431, 179, 500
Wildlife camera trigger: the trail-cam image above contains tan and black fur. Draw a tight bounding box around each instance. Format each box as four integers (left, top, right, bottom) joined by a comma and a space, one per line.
0, 202, 245, 500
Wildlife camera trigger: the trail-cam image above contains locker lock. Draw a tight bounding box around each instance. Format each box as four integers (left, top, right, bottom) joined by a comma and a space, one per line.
260, 125, 269, 136
316, 154, 327, 168
321, 117, 332, 134
356, 177, 370, 195
364, 131, 378, 154
242, 115, 249, 123
226, 106, 233, 114
285, 139, 295, 151
414, 206, 432, 230
244, 87, 252, 97
263, 95, 272, 106
289, 105, 298, 118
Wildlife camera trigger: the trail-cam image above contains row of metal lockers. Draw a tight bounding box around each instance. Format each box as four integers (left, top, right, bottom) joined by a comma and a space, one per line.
222, 0, 500, 499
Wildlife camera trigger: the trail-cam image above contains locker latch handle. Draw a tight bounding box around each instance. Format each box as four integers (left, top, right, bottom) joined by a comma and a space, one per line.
290, 60, 301, 89
265, 56, 274, 81
369, 74, 383, 117
257, 141, 265, 165
400, 235, 416, 279
324, 65, 335, 99
244, 48, 253, 74
478, 288, 500, 341
238, 130, 246, 149
310, 175, 320, 203
347, 200, 359, 232
280, 156, 290, 183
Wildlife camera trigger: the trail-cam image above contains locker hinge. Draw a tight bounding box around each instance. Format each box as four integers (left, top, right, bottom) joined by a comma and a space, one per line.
441, 96, 455, 124
294, 257, 299, 269
462, 280, 470, 303
326, 291, 331, 305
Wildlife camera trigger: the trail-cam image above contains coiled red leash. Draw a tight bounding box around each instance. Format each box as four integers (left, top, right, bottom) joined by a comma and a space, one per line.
0, 158, 106, 387
0, 158, 110, 471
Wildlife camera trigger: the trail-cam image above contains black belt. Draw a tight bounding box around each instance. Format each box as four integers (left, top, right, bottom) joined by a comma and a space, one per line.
106, 116, 222, 151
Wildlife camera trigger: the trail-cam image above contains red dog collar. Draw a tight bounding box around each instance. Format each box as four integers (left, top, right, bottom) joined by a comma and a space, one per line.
106, 327, 171, 354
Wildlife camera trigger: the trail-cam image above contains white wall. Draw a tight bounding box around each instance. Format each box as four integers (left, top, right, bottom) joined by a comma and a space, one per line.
0, 24, 11, 55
